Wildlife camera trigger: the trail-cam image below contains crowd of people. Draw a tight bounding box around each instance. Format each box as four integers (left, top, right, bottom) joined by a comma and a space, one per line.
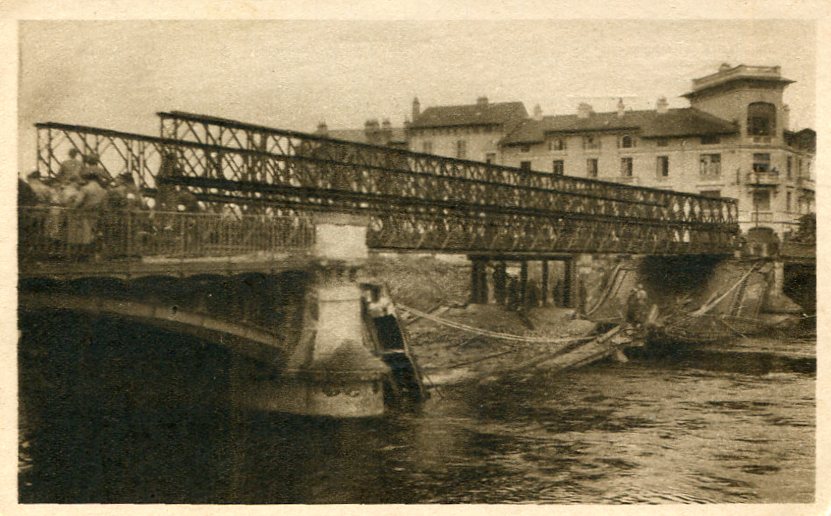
19, 149, 201, 261
19, 149, 145, 212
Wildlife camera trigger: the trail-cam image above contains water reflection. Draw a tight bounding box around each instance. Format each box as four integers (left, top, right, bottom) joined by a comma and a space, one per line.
19, 316, 815, 504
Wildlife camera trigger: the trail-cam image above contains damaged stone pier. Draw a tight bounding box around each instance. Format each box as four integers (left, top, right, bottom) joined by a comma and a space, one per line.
231, 213, 391, 418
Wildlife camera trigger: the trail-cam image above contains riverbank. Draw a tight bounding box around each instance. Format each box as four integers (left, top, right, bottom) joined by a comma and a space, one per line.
364, 254, 606, 385
364, 253, 814, 388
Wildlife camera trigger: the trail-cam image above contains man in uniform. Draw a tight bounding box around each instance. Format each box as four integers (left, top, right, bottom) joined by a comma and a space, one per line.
56, 149, 83, 184
67, 171, 108, 260
81, 153, 110, 184
26, 171, 53, 204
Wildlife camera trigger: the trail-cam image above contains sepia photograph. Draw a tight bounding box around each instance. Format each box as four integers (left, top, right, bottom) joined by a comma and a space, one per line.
8, 11, 824, 509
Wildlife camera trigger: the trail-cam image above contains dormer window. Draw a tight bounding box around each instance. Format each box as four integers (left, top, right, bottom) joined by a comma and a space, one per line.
619, 135, 636, 149
747, 102, 776, 137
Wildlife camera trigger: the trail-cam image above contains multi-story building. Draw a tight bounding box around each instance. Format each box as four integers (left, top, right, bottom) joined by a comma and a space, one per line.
407, 96, 528, 163
498, 64, 815, 237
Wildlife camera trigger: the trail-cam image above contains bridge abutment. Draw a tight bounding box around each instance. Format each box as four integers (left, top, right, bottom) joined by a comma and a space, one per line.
232, 213, 389, 417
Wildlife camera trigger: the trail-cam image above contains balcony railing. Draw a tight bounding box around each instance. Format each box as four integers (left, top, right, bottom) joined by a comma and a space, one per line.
692, 65, 783, 91
747, 211, 774, 223
18, 207, 315, 264
797, 176, 815, 190
746, 170, 780, 187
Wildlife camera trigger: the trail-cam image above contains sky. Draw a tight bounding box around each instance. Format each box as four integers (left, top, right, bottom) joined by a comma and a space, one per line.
17, 19, 816, 170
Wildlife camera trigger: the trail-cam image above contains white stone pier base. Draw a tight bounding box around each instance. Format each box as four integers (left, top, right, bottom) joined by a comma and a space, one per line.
232, 213, 389, 417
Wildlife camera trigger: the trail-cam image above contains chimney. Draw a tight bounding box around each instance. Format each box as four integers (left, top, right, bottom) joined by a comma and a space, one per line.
616, 98, 625, 117
783, 104, 790, 131
365, 118, 381, 144
381, 118, 392, 141
532, 104, 543, 121
577, 102, 594, 119
316, 121, 328, 136
719, 62, 732, 72
477, 96, 489, 107
412, 97, 421, 121
656, 96, 669, 114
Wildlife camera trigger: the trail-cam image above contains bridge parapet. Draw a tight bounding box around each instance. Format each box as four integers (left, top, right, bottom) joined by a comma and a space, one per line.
18, 207, 315, 278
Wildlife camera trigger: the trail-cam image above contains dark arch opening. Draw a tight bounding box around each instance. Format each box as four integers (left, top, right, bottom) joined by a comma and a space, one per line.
18, 310, 238, 503
747, 102, 776, 137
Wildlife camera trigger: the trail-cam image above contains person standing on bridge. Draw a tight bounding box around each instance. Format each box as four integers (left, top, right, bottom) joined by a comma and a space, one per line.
25, 171, 53, 205
18, 177, 38, 207
104, 172, 143, 257
107, 172, 144, 210
56, 149, 83, 184
67, 171, 108, 260
81, 154, 109, 184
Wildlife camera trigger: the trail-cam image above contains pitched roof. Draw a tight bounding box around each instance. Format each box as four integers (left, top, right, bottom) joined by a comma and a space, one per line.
410, 101, 528, 129
321, 127, 407, 145
501, 108, 738, 145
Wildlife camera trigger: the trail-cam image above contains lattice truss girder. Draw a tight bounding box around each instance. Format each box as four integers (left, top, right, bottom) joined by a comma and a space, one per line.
166, 185, 736, 254
159, 112, 739, 226
158, 120, 738, 228
36, 121, 738, 254
368, 211, 734, 254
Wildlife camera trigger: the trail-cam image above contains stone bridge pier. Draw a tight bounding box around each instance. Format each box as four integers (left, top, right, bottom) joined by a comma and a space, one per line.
19, 211, 395, 418
231, 213, 390, 418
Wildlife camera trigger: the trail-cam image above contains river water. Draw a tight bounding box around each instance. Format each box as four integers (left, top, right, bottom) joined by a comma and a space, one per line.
19, 324, 815, 504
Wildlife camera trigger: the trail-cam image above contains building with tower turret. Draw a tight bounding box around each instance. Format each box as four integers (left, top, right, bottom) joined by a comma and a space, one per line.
498, 64, 815, 237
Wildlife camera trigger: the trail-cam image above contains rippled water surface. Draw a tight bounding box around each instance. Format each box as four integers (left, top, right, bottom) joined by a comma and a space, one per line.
19, 330, 814, 504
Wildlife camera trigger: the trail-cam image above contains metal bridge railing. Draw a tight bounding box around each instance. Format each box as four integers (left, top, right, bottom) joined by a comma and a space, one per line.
18, 207, 314, 263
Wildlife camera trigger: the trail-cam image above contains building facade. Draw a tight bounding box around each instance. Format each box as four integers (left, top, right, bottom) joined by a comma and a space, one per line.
407, 96, 528, 163
498, 64, 815, 237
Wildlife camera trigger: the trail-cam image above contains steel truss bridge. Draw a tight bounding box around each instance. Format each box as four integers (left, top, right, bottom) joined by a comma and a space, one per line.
34, 111, 739, 255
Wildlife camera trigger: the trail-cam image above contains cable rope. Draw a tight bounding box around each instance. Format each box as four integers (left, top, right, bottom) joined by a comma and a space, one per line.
584, 263, 624, 317
396, 304, 597, 344
690, 263, 761, 316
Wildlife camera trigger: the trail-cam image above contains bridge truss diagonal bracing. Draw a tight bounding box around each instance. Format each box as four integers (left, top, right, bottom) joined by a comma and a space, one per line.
35, 114, 739, 255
